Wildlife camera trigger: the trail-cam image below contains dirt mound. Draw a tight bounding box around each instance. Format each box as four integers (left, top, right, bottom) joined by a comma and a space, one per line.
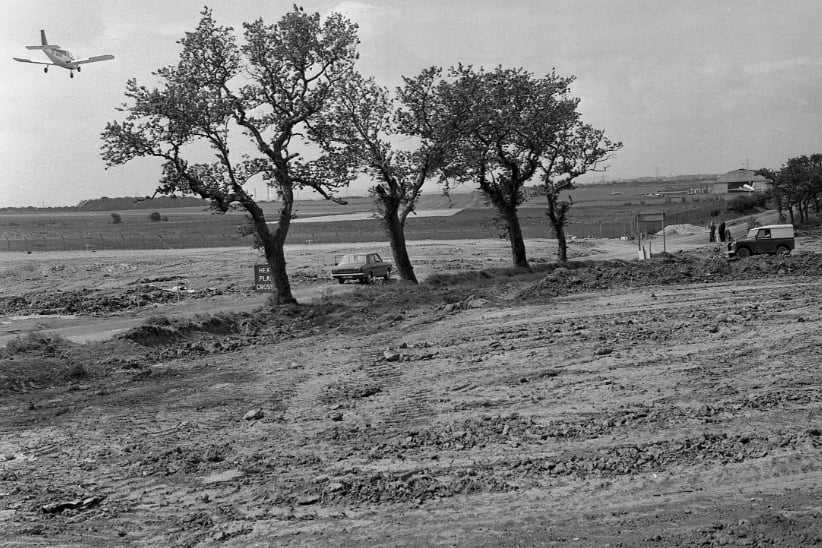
517, 250, 822, 299
0, 285, 233, 316
657, 223, 706, 235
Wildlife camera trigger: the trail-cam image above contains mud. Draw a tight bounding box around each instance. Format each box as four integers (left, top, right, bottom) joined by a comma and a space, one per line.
2, 233, 822, 546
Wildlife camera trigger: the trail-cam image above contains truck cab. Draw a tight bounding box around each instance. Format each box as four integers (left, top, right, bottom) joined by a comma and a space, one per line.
727, 224, 794, 258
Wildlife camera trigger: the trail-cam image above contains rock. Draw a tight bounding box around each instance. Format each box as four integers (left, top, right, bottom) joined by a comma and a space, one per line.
330, 412, 343, 422
383, 350, 401, 362
296, 494, 320, 505
243, 409, 264, 421
466, 297, 489, 308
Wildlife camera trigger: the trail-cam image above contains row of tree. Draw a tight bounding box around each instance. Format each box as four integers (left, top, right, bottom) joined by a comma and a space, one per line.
101, 7, 620, 305
758, 154, 822, 225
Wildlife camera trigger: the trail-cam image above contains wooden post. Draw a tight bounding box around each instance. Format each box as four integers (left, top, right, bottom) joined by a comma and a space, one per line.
635, 213, 641, 252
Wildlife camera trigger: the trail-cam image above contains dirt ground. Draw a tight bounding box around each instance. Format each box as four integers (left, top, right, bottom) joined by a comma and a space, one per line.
2, 222, 822, 547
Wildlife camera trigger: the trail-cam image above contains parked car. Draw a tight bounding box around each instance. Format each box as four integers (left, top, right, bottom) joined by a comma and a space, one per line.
331, 253, 392, 284
727, 224, 795, 258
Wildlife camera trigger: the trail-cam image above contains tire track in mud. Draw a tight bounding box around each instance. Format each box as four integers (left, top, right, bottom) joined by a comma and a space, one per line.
294, 276, 822, 514
3, 354, 315, 545
277, 426, 822, 507
6, 262, 822, 545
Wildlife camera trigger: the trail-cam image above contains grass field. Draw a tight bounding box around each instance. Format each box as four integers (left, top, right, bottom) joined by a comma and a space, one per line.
0, 183, 736, 252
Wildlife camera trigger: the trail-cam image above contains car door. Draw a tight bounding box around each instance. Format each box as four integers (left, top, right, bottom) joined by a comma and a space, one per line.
756, 229, 777, 254
369, 254, 385, 277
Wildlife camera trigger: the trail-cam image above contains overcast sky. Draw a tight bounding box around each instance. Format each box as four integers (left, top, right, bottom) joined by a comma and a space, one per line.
1, 0, 820, 207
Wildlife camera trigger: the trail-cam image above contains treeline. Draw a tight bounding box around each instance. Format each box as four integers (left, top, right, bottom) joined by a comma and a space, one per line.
0, 196, 209, 213
76, 196, 209, 212
758, 154, 822, 224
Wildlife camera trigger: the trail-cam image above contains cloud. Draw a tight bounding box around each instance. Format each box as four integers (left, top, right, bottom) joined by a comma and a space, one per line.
745, 57, 819, 76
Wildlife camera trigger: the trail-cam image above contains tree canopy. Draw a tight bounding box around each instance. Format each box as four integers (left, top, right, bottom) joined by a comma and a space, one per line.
101, 7, 360, 304
311, 67, 462, 282
440, 65, 618, 268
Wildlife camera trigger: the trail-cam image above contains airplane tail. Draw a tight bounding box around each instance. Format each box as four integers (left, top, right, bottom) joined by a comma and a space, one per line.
25, 29, 54, 50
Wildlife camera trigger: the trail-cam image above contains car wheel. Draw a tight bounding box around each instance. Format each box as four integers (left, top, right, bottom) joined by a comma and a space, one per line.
775, 245, 790, 256
736, 247, 751, 258
364, 272, 375, 284
337, 278, 345, 284
384, 268, 392, 280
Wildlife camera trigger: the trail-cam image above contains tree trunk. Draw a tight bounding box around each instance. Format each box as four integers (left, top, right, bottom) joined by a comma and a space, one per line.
553, 222, 568, 263
257, 182, 296, 305
504, 209, 529, 269
546, 193, 569, 263
775, 191, 786, 223
384, 206, 418, 283
263, 237, 296, 305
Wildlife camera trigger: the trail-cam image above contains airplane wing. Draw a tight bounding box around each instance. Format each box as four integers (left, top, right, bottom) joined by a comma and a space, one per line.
13, 57, 56, 66
71, 54, 114, 65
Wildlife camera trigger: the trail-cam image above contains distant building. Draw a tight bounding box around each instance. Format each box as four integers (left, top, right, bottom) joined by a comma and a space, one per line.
713, 169, 771, 194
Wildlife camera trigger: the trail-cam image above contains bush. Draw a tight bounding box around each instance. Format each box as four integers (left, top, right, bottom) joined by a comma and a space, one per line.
3, 332, 67, 355
110, 212, 122, 224
726, 194, 767, 213
148, 211, 162, 222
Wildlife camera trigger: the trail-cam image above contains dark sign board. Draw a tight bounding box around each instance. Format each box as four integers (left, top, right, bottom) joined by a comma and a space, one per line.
636, 212, 665, 223
254, 264, 273, 292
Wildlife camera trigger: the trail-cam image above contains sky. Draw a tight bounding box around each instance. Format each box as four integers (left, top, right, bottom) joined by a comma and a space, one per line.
1, 0, 821, 207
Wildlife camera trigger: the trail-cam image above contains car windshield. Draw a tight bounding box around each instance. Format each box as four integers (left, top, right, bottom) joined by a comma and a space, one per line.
746, 228, 759, 238
339, 254, 367, 264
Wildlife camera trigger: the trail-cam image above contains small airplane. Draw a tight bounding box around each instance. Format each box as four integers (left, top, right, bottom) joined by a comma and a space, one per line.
13, 30, 114, 78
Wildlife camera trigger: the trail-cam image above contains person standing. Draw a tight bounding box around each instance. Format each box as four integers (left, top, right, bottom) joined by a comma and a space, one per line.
718, 220, 726, 242
709, 221, 716, 242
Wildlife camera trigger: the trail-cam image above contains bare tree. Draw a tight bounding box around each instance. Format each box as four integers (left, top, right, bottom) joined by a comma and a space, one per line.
311, 68, 461, 283
101, 7, 359, 304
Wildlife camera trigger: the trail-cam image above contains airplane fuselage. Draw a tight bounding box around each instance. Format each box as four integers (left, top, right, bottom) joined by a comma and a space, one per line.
41, 47, 81, 70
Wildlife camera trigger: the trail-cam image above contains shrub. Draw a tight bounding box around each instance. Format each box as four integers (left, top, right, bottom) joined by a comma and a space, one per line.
3, 332, 67, 355
727, 194, 767, 213
110, 212, 122, 224
148, 211, 162, 222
